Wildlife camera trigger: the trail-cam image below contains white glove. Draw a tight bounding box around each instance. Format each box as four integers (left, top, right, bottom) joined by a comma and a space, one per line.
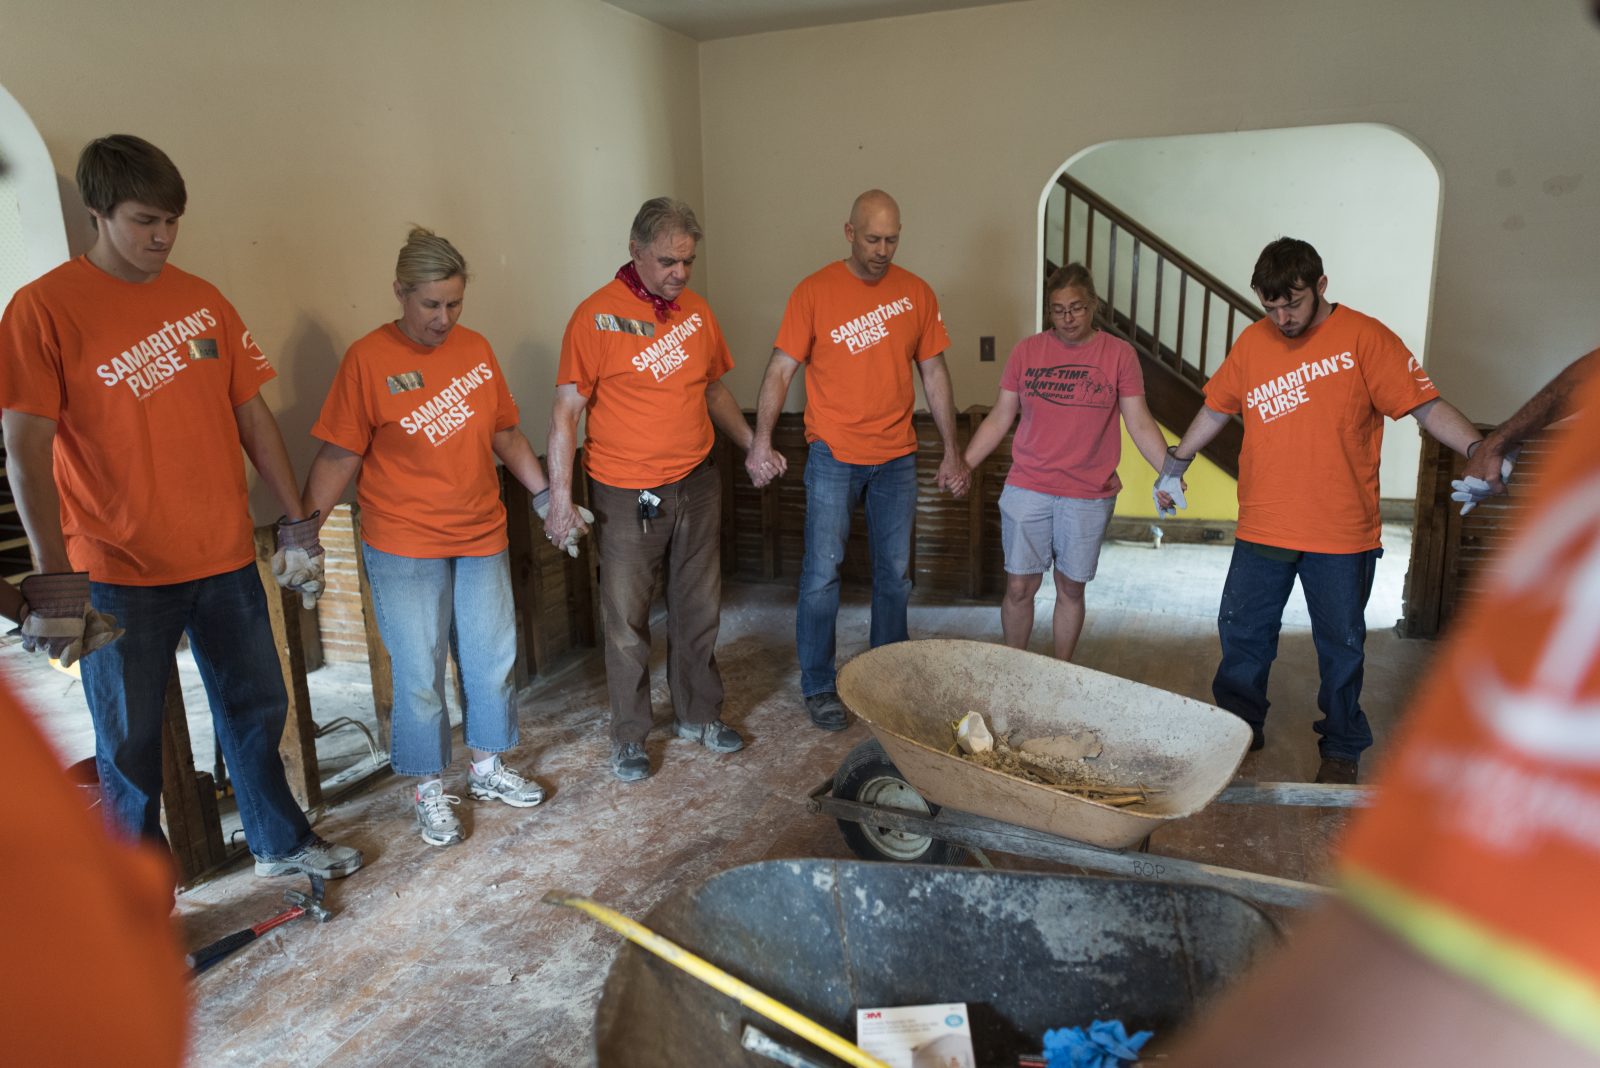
532, 490, 596, 558
1451, 445, 1521, 516
1153, 447, 1191, 519
14, 572, 125, 668
271, 514, 325, 610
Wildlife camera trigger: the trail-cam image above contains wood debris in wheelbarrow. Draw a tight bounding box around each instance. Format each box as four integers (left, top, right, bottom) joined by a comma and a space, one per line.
949, 712, 1165, 807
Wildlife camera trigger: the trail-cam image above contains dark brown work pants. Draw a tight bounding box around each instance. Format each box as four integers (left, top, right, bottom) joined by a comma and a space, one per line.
589, 458, 724, 743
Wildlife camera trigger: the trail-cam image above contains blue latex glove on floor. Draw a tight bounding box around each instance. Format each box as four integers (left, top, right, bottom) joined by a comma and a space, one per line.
1042, 1020, 1153, 1067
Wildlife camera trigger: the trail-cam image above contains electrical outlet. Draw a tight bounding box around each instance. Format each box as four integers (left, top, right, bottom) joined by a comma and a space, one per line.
979, 336, 995, 362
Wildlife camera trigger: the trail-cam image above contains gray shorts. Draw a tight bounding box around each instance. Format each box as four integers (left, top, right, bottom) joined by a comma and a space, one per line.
998, 484, 1116, 582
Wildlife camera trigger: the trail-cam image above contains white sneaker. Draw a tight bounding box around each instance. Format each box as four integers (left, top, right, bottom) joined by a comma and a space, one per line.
468, 756, 546, 808
414, 780, 464, 847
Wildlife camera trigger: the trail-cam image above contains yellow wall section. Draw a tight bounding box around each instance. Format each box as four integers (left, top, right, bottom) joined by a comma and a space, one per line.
1112, 422, 1238, 521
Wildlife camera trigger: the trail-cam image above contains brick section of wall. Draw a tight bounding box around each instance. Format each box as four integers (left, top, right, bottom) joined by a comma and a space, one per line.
317, 504, 370, 663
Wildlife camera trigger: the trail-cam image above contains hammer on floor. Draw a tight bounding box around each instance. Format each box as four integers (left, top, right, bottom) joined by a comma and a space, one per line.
186, 874, 331, 975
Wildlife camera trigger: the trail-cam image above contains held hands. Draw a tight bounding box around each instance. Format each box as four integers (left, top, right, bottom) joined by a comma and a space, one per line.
1153, 447, 1192, 518
16, 572, 124, 668
938, 450, 972, 498
533, 489, 595, 557
1452, 441, 1521, 515
744, 439, 788, 488
272, 514, 326, 610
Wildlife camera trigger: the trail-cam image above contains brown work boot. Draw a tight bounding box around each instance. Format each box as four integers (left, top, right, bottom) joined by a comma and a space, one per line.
1315, 757, 1359, 784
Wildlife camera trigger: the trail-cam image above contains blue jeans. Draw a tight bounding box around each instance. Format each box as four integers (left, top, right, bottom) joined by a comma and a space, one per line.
361, 545, 518, 776
81, 564, 313, 857
797, 441, 917, 696
1212, 542, 1383, 761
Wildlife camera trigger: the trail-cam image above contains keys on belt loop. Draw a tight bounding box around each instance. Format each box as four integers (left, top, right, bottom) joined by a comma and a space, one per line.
638, 490, 662, 534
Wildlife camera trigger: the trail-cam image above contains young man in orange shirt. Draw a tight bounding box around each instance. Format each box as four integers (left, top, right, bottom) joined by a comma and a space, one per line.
1163, 238, 1481, 784
1176, 363, 1600, 1067
745, 191, 970, 731
545, 198, 761, 781
0, 136, 361, 879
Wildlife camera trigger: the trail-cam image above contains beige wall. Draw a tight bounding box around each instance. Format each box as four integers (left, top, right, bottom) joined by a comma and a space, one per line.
9, 0, 1600, 521
700, 0, 1600, 434
0, 0, 702, 520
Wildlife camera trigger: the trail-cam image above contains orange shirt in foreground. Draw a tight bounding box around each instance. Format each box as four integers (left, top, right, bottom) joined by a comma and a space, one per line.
558, 280, 734, 488
1203, 304, 1437, 554
312, 323, 520, 558
0, 685, 187, 1064
774, 261, 951, 465
0, 258, 275, 584
1340, 371, 1600, 1055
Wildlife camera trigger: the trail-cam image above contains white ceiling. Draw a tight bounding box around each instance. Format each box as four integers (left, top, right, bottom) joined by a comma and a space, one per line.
606, 0, 1027, 41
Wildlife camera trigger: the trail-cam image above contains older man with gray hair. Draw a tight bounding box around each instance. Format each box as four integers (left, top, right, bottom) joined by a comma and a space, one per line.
546, 198, 770, 781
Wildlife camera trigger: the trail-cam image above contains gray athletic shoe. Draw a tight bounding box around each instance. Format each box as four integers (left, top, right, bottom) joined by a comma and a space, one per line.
468, 757, 546, 808
254, 834, 364, 879
413, 780, 464, 847
610, 742, 651, 782
674, 718, 745, 753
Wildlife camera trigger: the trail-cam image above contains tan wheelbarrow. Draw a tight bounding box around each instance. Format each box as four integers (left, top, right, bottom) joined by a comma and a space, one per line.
809, 640, 1370, 910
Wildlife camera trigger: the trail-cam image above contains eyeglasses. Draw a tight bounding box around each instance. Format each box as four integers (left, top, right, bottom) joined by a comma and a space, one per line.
1051, 302, 1091, 319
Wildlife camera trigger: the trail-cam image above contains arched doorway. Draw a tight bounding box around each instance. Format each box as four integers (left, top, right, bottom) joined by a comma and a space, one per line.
0, 81, 68, 309
1039, 124, 1443, 512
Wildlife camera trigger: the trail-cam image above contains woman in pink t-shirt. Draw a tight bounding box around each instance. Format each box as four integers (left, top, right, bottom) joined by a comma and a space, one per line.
964, 264, 1173, 660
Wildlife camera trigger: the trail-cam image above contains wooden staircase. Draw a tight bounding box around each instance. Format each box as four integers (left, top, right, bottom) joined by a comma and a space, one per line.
1045, 174, 1262, 478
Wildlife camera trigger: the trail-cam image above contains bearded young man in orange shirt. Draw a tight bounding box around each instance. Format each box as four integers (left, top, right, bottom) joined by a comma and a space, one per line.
0, 136, 361, 880
745, 191, 970, 731
1162, 238, 1481, 785
546, 198, 761, 782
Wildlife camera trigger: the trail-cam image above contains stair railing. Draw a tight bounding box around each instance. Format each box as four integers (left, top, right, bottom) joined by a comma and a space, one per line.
1049, 174, 1263, 387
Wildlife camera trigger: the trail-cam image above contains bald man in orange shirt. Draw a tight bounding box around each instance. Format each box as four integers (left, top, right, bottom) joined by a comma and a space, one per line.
746, 191, 969, 731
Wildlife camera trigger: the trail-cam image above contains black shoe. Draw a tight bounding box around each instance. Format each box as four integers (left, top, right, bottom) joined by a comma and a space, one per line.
1315, 757, 1359, 784
1250, 730, 1265, 752
805, 692, 849, 731
610, 742, 651, 781
674, 718, 745, 753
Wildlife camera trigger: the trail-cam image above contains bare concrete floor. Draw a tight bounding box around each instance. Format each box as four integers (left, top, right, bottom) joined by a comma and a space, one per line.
155, 565, 1436, 1068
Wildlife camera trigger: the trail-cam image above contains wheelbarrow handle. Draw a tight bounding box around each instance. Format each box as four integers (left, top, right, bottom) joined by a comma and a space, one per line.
542, 890, 892, 1068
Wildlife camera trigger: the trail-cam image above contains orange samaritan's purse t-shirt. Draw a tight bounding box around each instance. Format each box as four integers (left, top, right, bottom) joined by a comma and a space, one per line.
313, 323, 520, 558
1338, 371, 1600, 1055
1203, 304, 1437, 554
773, 261, 951, 466
557, 279, 734, 488
3, 681, 187, 1066
0, 257, 275, 584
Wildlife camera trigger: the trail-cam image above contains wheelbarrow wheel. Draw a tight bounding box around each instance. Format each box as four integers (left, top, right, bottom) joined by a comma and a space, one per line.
833, 739, 969, 866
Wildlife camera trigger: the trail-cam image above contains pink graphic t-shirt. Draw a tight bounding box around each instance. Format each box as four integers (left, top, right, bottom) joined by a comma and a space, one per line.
999, 329, 1144, 499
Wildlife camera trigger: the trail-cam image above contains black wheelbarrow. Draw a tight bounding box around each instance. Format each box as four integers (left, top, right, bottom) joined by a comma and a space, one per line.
592, 860, 1278, 1067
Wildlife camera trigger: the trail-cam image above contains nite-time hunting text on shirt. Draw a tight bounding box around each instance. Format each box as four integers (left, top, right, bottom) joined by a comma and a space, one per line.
398, 361, 495, 445
1022, 364, 1116, 408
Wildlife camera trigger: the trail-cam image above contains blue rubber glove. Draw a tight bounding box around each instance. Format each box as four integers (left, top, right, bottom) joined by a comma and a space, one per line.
1153, 446, 1191, 519
17, 572, 125, 668
1042, 1020, 1153, 1068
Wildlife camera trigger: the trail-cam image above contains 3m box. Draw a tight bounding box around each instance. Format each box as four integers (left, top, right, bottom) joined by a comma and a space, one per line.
855, 1003, 976, 1068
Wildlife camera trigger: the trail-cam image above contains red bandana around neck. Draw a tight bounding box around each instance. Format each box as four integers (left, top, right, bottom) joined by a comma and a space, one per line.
615, 262, 680, 323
